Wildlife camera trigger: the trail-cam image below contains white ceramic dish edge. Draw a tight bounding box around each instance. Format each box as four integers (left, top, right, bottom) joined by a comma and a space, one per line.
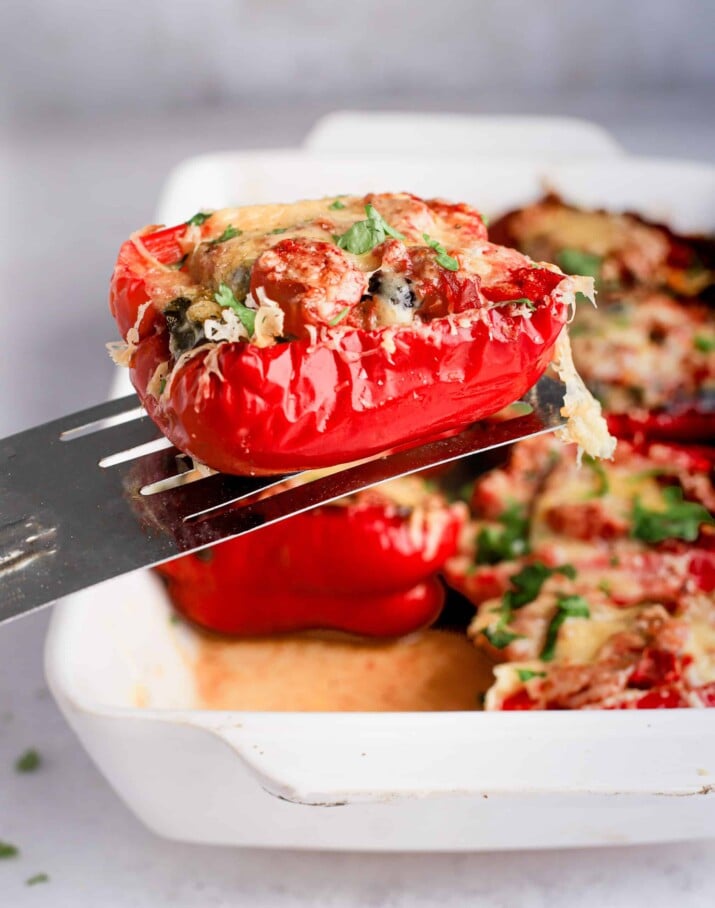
303, 111, 624, 158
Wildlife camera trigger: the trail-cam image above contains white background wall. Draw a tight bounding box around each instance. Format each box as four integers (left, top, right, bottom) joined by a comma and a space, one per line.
3, 0, 714, 116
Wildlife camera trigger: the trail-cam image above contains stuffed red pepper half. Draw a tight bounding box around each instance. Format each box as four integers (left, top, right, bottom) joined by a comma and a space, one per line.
491, 194, 715, 442
445, 435, 715, 709
156, 475, 466, 637
109, 192, 606, 475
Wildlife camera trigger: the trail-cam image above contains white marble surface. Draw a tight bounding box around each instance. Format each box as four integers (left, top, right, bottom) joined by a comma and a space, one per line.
1, 98, 715, 905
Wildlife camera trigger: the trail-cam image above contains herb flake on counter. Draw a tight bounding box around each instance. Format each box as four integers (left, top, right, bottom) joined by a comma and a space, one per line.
541, 594, 590, 662
26, 874, 49, 886
214, 283, 256, 337
422, 233, 459, 271
0, 841, 18, 859
334, 204, 404, 255
631, 486, 714, 544
15, 748, 41, 773
186, 211, 211, 227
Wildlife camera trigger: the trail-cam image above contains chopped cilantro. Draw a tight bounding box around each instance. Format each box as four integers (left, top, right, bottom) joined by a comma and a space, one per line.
480, 564, 577, 652
517, 668, 546, 682
328, 306, 350, 327
583, 454, 609, 498
509, 401, 534, 416
329, 199, 346, 210
422, 233, 459, 271
186, 211, 211, 226
556, 248, 602, 279
598, 579, 612, 594
499, 297, 536, 311
457, 479, 475, 503
26, 874, 49, 886
482, 624, 522, 649
15, 749, 41, 773
211, 224, 241, 244
475, 503, 530, 565
214, 283, 256, 337
694, 335, 715, 353
502, 562, 576, 612
269, 227, 288, 235
631, 485, 714, 544
541, 594, 590, 662
0, 841, 18, 859
334, 204, 404, 255
481, 213, 490, 227
158, 377, 167, 396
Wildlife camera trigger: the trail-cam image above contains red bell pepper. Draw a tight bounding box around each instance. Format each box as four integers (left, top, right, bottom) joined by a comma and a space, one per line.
155, 484, 465, 637
109, 197, 574, 476
607, 408, 714, 445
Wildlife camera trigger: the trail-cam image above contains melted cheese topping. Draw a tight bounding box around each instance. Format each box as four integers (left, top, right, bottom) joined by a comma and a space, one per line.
551, 328, 617, 461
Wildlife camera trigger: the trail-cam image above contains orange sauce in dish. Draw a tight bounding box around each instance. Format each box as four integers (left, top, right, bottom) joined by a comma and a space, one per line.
193, 629, 492, 712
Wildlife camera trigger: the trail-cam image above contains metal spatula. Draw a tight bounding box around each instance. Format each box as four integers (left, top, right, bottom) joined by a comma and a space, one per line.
0, 377, 565, 625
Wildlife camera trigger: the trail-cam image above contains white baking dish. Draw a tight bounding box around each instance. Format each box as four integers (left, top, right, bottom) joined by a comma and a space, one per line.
46, 149, 715, 850
303, 111, 624, 158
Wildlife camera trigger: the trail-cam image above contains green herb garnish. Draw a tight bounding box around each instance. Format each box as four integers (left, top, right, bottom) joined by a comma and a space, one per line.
186, 211, 211, 227
15, 749, 41, 773
26, 874, 49, 886
694, 335, 715, 353
328, 306, 350, 327
214, 283, 256, 337
583, 454, 609, 498
541, 594, 590, 662
475, 503, 530, 565
422, 233, 459, 271
502, 562, 576, 612
517, 668, 546, 682
329, 199, 346, 210
170, 254, 188, 270
0, 841, 18, 859
334, 204, 404, 255
556, 248, 602, 279
211, 224, 241, 244
631, 485, 714, 544
270, 227, 288, 235
499, 297, 536, 311
509, 401, 534, 416
482, 624, 522, 649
